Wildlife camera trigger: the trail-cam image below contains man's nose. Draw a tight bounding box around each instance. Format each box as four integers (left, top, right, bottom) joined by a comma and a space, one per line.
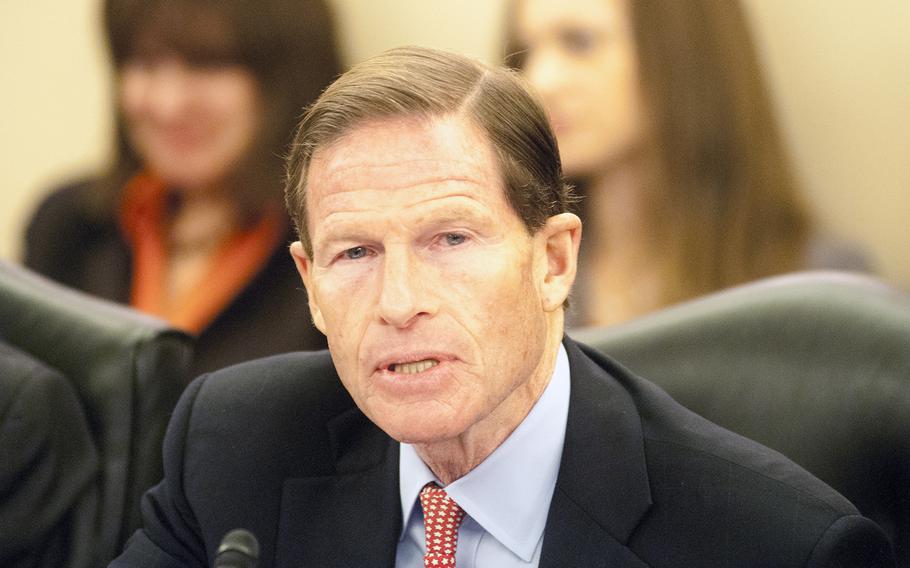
377, 247, 434, 328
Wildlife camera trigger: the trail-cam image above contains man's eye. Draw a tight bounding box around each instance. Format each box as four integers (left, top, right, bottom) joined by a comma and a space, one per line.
443, 233, 467, 246
344, 246, 368, 260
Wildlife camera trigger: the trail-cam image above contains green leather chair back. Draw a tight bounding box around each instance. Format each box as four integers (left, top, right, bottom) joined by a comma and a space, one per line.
0, 261, 193, 565
572, 271, 910, 566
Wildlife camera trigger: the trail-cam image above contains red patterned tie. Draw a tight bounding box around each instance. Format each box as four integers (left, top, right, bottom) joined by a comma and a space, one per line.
419, 483, 467, 567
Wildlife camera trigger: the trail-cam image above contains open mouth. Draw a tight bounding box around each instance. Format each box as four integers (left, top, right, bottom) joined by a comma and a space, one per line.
389, 358, 440, 374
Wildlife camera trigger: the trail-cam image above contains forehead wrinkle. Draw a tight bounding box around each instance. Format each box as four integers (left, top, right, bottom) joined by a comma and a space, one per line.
315, 158, 493, 193
315, 174, 494, 207
317, 191, 497, 239
306, 114, 507, 244
307, 114, 499, 196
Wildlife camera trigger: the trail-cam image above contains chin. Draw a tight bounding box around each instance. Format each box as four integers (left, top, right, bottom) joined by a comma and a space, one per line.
157, 168, 222, 192
375, 408, 468, 445
146, 153, 225, 188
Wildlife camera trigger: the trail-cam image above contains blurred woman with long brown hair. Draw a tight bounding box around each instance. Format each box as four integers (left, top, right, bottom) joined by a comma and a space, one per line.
507, 0, 869, 326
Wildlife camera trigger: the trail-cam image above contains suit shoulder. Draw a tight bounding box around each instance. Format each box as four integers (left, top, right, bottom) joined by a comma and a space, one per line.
163, 350, 356, 522
636, 380, 857, 520
575, 340, 856, 516
184, 350, 352, 443
0, 342, 97, 549
0, 342, 76, 421
570, 341, 886, 565
193, 350, 346, 409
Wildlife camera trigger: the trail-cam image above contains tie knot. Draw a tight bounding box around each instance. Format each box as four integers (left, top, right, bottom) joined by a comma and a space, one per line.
419, 483, 466, 567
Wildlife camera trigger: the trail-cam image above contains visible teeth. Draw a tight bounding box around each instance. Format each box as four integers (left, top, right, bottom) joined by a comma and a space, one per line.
393, 359, 439, 374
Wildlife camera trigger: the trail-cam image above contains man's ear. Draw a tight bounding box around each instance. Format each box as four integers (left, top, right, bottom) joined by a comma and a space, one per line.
289, 241, 326, 334
536, 213, 582, 312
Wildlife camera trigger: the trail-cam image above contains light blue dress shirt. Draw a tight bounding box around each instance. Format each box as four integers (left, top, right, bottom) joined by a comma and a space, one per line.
395, 344, 571, 567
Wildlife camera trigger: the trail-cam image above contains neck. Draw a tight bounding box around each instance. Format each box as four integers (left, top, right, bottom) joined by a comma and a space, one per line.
162, 191, 241, 307
584, 161, 645, 249
168, 191, 240, 252
579, 160, 665, 326
413, 317, 564, 485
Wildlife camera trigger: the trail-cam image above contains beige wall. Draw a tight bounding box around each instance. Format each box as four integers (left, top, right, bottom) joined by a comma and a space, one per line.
745, 0, 910, 288
2, 1, 908, 289
1, 0, 112, 261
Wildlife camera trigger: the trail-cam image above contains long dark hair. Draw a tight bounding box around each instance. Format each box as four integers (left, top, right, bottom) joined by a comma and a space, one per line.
94, 0, 342, 221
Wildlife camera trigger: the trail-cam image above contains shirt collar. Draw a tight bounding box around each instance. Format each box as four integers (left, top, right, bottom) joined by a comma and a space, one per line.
398, 343, 571, 561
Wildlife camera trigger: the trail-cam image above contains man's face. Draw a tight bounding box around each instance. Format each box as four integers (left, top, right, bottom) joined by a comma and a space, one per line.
291, 115, 569, 445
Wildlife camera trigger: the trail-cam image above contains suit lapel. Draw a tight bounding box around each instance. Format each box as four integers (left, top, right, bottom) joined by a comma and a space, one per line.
275, 406, 402, 567
539, 339, 653, 568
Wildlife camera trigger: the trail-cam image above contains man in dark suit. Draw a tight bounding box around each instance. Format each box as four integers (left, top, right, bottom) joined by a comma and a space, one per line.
111, 46, 895, 567
1, 341, 98, 568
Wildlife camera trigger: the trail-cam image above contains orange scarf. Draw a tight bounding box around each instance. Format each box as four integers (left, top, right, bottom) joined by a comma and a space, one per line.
120, 172, 285, 333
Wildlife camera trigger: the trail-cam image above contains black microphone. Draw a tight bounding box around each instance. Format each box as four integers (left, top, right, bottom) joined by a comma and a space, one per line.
214, 529, 259, 568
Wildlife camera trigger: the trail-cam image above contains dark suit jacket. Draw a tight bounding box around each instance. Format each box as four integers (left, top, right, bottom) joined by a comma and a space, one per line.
0, 341, 98, 568
24, 180, 326, 376
110, 339, 894, 567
